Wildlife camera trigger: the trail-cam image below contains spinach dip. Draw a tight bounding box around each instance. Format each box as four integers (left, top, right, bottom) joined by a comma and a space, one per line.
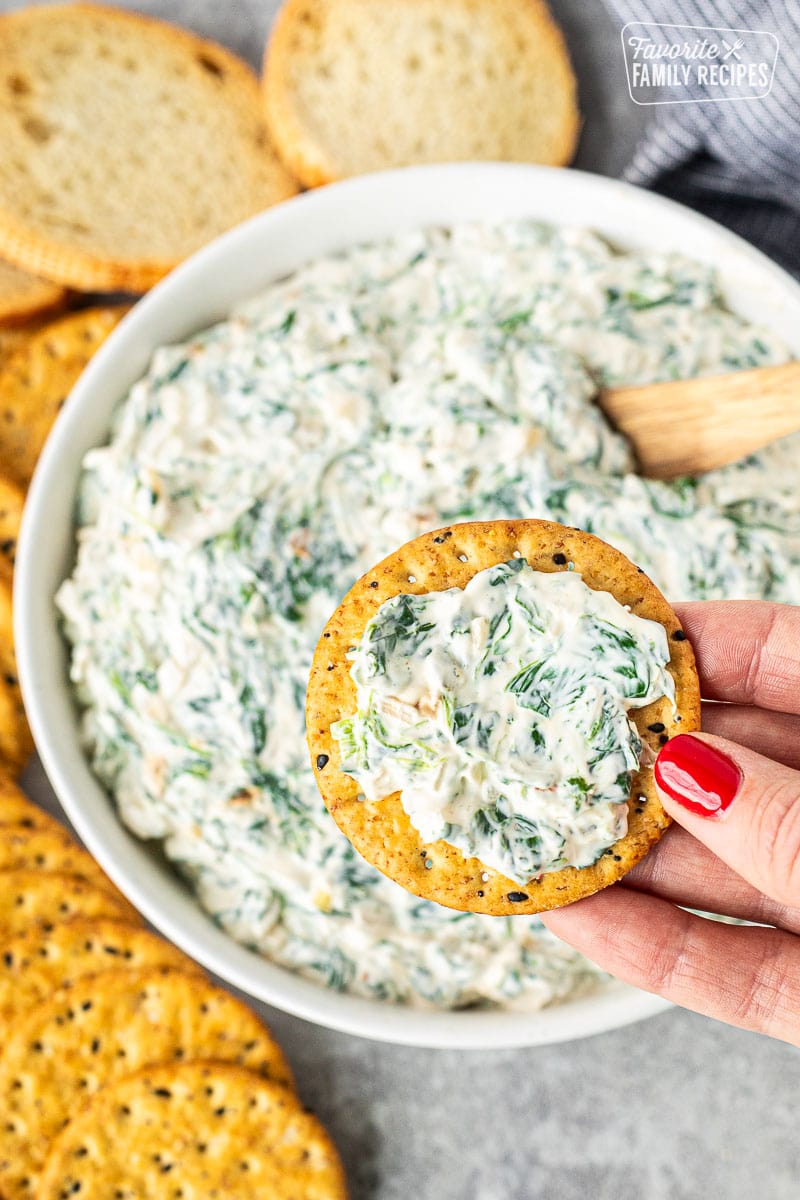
332, 560, 675, 885
58, 220, 800, 1011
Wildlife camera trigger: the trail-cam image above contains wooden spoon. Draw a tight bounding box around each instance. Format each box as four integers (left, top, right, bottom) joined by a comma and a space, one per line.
600, 360, 800, 480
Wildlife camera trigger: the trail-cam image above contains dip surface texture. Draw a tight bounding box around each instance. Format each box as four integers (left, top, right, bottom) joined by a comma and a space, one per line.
333, 560, 675, 884
58, 220, 800, 1010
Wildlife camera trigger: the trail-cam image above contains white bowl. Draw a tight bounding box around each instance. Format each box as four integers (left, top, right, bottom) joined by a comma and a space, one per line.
16, 163, 800, 1049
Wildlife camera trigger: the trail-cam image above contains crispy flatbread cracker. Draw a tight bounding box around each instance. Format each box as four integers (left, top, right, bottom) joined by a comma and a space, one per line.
39, 1061, 347, 1200
0, 966, 294, 1199
0, 917, 195, 1041
0, 258, 66, 327
307, 519, 701, 916
0, 868, 135, 936
0, 305, 124, 489
0, 473, 24, 573
0, 824, 139, 921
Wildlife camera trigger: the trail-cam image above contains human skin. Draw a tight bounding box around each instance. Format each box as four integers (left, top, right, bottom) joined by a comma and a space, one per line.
542, 601, 800, 1047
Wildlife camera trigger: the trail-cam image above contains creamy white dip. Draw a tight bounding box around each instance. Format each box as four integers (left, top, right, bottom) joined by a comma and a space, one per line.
58, 220, 800, 1010
334, 561, 675, 883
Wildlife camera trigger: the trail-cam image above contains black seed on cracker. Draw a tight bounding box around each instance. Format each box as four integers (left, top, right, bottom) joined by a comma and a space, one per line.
507, 891, 529, 903
316, 754, 329, 771
647, 722, 665, 733
659, 733, 669, 745
552, 553, 567, 565
370, 580, 378, 588
672, 629, 686, 641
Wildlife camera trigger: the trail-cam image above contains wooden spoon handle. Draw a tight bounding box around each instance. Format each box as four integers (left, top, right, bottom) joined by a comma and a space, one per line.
600, 361, 800, 480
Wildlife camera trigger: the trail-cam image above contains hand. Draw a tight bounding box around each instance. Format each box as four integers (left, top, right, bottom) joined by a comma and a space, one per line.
541, 601, 800, 1046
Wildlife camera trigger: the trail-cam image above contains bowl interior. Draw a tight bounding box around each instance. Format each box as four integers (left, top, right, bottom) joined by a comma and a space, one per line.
16, 163, 800, 1048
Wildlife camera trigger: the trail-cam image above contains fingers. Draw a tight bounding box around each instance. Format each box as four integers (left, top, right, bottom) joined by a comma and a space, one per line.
542, 886, 800, 1046
700, 702, 800, 772
673, 601, 800, 713
625, 825, 800, 935
654, 733, 800, 909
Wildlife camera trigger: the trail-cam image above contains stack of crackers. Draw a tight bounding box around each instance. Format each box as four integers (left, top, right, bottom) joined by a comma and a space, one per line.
0, 769, 348, 1197
0, 3, 579, 1189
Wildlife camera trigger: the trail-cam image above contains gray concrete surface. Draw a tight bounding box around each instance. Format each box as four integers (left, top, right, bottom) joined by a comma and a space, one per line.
7, 1, 798, 1197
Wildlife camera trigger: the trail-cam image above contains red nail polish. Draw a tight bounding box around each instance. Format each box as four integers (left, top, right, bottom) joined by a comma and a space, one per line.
654, 734, 743, 818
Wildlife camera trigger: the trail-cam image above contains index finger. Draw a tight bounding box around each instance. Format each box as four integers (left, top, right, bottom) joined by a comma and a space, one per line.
674, 601, 800, 714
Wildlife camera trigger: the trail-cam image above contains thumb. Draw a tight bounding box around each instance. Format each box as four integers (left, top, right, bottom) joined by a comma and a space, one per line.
653, 732, 800, 909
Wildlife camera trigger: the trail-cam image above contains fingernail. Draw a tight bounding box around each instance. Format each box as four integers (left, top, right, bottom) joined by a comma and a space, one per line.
654, 734, 743, 818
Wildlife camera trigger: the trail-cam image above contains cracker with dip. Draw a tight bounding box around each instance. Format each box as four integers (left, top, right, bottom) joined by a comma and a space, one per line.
307, 519, 700, 915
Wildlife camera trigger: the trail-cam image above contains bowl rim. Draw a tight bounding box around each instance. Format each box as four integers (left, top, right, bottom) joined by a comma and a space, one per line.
16, 162, 800, 1049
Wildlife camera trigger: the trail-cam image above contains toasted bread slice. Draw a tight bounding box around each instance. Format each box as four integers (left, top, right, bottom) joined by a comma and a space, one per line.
264, 0, 580, 187
0, 3, 299, 291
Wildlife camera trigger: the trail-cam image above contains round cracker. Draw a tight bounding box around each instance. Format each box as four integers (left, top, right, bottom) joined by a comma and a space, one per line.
0, 667, 32, 776
0, 967, 294, 1200
0, 325, 29, 370
0, 825, 139, 922
0, 315, 51, 372
0, 564, 32, 774
0, 772, 60, 831
0, 868, 136, 937
307, 520, 701, 916
0, 305, 125, 490
0, 4, 298, 292
0, 917, 195, 1042
39, 1060, 347, 1200
0, 258, 66, 328
0, 472, 24, 574
0, 557, 15, 659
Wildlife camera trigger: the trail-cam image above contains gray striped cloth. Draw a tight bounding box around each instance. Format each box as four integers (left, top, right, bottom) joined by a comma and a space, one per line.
606, 0, 800, 274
